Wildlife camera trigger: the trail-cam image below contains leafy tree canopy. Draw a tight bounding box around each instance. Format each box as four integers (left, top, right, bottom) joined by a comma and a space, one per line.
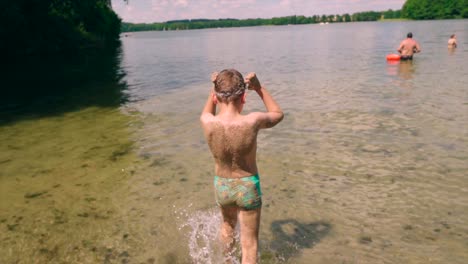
1, 0, 121, 58
402, 0, 468, 19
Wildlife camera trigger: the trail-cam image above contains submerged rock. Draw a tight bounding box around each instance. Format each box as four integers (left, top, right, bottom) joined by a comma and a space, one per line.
24, 191, 48, 199
361, 145, 382, 153
359, 236, 372, 244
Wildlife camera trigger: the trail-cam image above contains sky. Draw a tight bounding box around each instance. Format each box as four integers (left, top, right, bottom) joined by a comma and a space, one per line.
112, 0, 406, 23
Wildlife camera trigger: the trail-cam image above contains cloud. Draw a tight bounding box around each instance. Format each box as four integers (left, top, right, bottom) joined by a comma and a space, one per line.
151, 0, 168, 12
174, 0, 189, 8
279, 0, 291, 8
112, 0, 405, 23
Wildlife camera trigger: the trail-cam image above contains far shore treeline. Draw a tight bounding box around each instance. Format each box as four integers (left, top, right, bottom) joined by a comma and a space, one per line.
121, 10, 401, 32
122, 0, 468, 33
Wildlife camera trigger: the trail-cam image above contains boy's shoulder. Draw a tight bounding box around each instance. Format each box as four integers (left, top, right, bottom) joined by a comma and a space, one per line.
201, 113, 261, 127
200, 113, 216, 131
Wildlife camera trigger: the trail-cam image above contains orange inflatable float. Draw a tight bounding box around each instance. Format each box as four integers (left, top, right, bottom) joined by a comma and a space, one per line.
386, 54, 401, 61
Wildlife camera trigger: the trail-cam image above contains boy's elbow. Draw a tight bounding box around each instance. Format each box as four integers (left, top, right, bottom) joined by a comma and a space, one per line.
271, 111, 284, 126
277, 111, 284, 122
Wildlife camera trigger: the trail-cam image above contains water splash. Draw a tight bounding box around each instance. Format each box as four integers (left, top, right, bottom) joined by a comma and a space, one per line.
175, 206, 241, 264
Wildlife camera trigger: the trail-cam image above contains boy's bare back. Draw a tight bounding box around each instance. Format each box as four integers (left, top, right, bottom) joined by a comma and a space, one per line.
203, 111, 260, 178
200, 71, 283, 179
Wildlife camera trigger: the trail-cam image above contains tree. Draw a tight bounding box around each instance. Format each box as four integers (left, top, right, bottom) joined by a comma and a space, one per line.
1, 0, 121, 58
343, 13, 351, 22
402, 0, 467, 19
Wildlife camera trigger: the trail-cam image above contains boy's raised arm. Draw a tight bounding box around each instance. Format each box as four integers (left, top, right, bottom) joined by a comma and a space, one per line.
201, 91, 216, 116
200, 72, 219, 121
245, 73, 284, 128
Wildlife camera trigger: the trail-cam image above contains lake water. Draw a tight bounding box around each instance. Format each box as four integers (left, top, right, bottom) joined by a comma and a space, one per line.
1, 20, 467, 263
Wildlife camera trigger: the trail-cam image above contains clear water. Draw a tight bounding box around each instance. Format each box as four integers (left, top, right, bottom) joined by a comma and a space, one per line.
1, 20, 467, 263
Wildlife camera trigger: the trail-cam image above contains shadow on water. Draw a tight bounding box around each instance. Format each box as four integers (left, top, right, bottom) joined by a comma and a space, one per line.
0, 43, 128, 125
266, 219, 331, 262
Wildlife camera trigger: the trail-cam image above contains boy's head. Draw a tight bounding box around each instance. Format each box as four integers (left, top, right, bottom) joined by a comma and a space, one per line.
407, 32, 413, 38
214, 69, 246, 103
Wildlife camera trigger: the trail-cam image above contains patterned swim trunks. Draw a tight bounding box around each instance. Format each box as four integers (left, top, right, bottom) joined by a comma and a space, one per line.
214, 174, 262, 210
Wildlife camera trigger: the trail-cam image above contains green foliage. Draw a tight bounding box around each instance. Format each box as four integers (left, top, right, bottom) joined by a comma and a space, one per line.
121, 10, 403, 32
382, 9, 402, 19
1, 0, 121, 58
463, 7, 468, 18
352, 11, 381, 21
402, 0, 467, 19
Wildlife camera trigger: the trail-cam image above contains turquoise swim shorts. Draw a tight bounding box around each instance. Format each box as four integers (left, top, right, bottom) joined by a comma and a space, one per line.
214, 174, 262, 210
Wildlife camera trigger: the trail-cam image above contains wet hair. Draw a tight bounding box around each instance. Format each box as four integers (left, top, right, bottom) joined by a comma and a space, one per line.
214, 69, 246, 103
450, 34, 455, 38
407, 32, 413, 38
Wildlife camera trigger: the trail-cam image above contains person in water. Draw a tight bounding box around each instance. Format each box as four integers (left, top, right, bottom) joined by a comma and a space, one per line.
448, 34, 457, 48
398, 32, 421, 60
200, 69, 284, 263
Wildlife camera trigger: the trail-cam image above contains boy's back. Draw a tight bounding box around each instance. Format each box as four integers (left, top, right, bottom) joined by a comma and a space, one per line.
202, 112, 259, 179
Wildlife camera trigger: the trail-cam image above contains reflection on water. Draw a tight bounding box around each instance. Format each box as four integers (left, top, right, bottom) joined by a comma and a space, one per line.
448, 47, 456, 56
398, 60, 415, 80
1, 45, 128, 125
1, 19, 468, 264
386, 58, 415, 91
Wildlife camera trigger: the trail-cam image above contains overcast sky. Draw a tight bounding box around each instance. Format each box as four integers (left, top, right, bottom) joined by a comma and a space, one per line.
112, 0, 406, 23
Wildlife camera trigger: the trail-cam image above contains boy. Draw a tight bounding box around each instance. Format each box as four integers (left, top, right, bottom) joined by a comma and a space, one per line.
200, 69, 283, 263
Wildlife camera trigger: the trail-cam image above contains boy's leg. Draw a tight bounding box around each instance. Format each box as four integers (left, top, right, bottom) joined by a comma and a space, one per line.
220, 206, 238, 259
238, 208, 261, 264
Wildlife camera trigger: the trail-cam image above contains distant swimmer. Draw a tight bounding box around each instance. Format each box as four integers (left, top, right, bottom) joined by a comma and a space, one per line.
398, 32, 421, 60
448, 34, 457, 48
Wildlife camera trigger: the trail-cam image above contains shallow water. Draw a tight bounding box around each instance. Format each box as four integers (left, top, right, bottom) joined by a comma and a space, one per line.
1, 20, 468, 263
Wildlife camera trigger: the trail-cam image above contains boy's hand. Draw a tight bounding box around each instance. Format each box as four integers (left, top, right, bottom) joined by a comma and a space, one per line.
245, 72, 261, 91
